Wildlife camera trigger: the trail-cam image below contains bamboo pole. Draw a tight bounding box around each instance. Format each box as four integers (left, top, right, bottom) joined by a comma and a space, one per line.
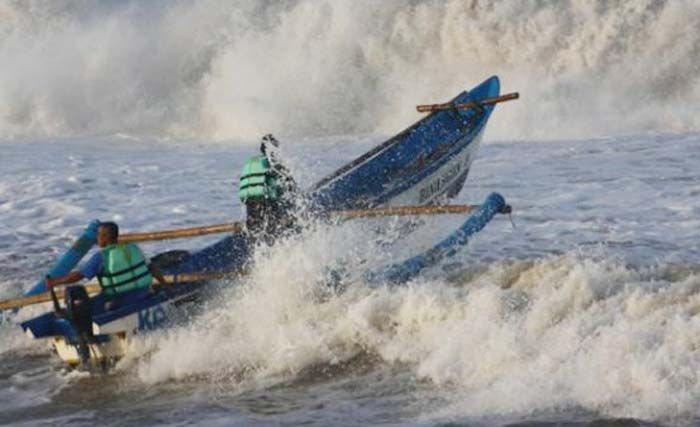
416, 92, 519, 113
0, 270, 247, 311
1, 202, 513, 311
334, 204, 481, 220
116, 204, 491, 243
121, 223, 245, 243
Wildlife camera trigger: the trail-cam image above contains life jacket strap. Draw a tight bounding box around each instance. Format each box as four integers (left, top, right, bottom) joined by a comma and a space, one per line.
240, 172, 270, 179
98, 260, 147, 279
101, 270, 152, 291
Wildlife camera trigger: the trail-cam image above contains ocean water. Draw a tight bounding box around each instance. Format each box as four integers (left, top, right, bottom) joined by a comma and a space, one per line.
1, 133, 699, 426
2, 1, 700, 426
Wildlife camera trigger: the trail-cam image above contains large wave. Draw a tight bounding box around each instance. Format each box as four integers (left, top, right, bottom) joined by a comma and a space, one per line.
1, 0, 699, 141
132, 238, 700, 420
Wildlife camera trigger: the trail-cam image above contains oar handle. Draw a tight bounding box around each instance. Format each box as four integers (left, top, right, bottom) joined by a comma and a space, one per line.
0, 270, 248, 312
119, 204, 509, 242
120, 223, 245, 243
46, 276, 62, 313
417, 92, 519, 113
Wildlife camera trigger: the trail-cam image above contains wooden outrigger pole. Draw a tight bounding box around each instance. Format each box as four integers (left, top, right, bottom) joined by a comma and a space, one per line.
121, 223, 246, 243
0, 202, 515, 311
118, 204, 497, 243
416, 92, 519, 113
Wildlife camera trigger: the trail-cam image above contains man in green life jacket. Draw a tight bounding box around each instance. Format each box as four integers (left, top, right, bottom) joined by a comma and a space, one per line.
45, 222, 169, 310
239, 134, 298, 244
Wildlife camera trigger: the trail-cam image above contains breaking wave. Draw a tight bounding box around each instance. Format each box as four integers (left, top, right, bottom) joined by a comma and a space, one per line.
1, 0, 700, 141
131, 226, 700, 421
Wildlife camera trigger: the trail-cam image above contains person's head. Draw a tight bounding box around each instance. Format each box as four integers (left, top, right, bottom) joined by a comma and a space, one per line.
97, 222, 119, 247
260, 133, 279, 155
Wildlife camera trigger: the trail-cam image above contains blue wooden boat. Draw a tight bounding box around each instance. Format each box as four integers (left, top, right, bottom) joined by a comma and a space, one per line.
119, 75, 503, 280
145, 75, 503, 280
19, 76, 505, 366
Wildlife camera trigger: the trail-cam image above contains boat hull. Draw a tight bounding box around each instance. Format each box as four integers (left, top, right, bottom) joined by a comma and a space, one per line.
387, 129, 484, 206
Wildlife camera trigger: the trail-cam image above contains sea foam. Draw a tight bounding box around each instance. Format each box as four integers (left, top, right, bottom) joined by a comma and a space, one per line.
1, 0, 699, 141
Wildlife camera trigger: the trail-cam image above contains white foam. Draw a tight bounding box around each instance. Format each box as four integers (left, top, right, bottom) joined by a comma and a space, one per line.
133, 249, 700, 420
1, 1, 700, 140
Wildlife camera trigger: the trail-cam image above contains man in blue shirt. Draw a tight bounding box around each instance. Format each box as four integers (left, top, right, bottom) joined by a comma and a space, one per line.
78, 249, 107, 281
46, 222, 168, 310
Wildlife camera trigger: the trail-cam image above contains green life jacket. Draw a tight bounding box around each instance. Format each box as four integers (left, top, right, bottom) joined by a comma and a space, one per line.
238, 155, 281, 203
98, 243, 153, 299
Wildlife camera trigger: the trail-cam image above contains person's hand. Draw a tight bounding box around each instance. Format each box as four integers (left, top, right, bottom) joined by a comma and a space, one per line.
152, 282, 174, 296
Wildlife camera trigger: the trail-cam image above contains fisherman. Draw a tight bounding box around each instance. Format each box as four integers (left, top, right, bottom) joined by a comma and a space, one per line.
45, 222, 169, 310
238, 134, 299, 244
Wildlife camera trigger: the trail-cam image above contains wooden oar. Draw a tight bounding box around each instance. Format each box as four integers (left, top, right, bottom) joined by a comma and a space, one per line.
121, 223, 245, 243
334, 204, 481, 220
0, 270, 247, 311
118, 204, 491, 243
416, 92, 519, 113
1, 203, 514, 311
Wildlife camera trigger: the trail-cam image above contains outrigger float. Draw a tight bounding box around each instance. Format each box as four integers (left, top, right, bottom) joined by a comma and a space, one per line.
2, 76, 517, 367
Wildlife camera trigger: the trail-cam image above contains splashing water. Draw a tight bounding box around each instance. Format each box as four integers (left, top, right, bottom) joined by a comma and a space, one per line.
2, 0, 700, 140
2, 2, 700, 423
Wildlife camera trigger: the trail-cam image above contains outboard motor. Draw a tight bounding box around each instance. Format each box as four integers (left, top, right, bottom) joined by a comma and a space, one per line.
63, 285, 93, 363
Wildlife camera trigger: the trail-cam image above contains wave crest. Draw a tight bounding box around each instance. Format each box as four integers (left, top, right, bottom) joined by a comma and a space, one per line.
2, 0, 699, 140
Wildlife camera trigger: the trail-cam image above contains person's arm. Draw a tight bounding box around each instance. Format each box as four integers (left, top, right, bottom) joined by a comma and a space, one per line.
46, 271, 85, 289
148, 263, 168, 287
47, 251, 101, 289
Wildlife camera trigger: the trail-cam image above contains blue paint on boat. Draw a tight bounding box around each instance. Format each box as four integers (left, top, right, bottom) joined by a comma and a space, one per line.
24, 220, 99, 297
164, 233, 249, 276
91, 282, 200, 327
310, 76, 500, 210
21, 281, 201, 340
